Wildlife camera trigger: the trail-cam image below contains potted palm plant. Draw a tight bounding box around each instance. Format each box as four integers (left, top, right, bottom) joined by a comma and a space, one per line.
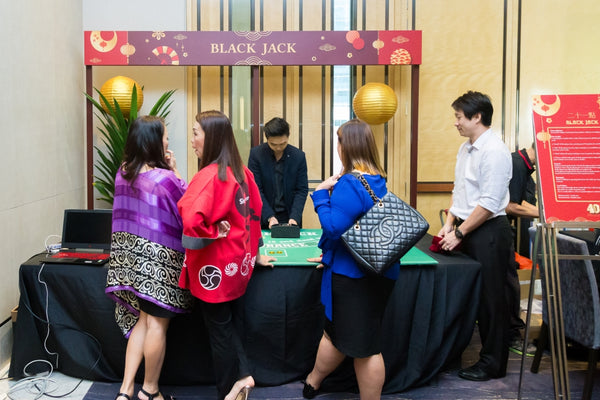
86, 85, 175, 204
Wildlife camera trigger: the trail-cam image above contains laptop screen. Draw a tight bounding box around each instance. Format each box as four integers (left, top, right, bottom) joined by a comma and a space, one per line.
61, 209, 112, 250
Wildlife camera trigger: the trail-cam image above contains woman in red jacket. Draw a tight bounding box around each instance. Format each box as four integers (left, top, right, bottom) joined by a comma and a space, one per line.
178, 110, 273, 400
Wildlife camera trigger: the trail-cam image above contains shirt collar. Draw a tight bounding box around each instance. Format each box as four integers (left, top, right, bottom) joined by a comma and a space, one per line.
518, 148, 535, 174
466, 128, 493, 153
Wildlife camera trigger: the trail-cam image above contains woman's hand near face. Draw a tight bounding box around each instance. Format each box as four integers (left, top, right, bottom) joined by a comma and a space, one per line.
165, 150, 176, 169
166, 150, 183, 179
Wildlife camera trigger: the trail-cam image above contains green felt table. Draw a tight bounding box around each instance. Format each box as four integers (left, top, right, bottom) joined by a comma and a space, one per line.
260, 229, 437, 266
260, 229, 322, 266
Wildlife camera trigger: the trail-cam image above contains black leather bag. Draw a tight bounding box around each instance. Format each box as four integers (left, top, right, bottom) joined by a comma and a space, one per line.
341, 174, 429, 275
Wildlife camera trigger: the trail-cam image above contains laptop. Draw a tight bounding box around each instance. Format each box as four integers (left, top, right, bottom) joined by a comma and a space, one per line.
43, 209, 112, 265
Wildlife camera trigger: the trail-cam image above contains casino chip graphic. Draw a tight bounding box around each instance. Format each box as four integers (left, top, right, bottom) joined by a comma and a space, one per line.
152, 46, 180, 65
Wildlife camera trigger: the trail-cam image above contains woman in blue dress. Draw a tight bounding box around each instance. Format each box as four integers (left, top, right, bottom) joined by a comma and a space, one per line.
303, 119, 400, 400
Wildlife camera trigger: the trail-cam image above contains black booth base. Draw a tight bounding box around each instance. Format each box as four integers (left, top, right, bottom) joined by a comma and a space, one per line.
10, 237, 480, 393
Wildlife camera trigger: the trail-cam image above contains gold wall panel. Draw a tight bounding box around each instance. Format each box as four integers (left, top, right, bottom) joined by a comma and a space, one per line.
199, 0, 222, 30
360, 0, 412, 200
261, 1, 285, 30
518, 1, 600, 149
387, 67, 412, 200
419, 193, 453, 234
261, 67, 285, 126
415, 0, 505, 185
303, 65, 332, 229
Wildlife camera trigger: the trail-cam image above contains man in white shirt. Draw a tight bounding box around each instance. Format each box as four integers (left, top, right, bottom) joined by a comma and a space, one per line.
438, 91, 514, 381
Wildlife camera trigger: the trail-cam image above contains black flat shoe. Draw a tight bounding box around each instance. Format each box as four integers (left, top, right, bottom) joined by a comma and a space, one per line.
302, 380, 319, 399
115, 393, 131, 400
458, 365, 491, 381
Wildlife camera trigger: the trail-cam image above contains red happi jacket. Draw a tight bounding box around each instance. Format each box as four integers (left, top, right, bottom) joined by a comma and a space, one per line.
178, 164, 262, 303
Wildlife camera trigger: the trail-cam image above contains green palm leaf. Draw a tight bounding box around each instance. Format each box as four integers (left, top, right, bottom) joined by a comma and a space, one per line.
86, 87, 176, 205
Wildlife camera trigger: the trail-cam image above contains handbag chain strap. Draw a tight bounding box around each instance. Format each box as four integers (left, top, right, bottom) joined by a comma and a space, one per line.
353, 173, 381, 205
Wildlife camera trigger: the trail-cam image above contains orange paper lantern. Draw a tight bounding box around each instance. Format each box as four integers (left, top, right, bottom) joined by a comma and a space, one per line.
99, 76, 143, 115
352, 83, 398, 125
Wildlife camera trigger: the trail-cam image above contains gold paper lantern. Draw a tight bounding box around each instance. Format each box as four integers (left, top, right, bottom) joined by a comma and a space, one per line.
352, 83, 398, 125
99, 76, 143, 115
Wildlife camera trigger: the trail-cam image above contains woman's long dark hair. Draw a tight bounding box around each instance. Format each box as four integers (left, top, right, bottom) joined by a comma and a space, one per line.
196, 110, 245, 183
338, 119, 386, 178
121, 115, 170, 184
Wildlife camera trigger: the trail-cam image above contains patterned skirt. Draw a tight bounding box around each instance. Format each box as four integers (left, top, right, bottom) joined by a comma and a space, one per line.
106, 231, 194, 337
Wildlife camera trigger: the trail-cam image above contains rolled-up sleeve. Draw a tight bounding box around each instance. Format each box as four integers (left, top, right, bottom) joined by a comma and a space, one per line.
478, 142, 512, 214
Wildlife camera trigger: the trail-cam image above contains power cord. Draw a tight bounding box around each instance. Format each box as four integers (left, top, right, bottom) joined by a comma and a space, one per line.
37, 263, 59, 368
6, 360, 57, 400
8, 262, 104, 399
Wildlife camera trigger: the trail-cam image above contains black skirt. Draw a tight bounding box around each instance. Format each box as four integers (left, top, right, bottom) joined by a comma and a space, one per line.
138, 297, 177, 319
325, 272, 395, 358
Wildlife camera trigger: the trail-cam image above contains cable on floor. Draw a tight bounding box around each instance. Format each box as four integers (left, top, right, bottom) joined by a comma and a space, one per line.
7, 262, 105, 399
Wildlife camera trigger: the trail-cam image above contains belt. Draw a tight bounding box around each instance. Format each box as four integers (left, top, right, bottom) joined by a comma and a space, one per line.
454, 215, 505, 228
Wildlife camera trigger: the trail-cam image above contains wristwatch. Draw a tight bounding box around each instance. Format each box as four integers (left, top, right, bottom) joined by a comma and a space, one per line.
454, 227, 464, 240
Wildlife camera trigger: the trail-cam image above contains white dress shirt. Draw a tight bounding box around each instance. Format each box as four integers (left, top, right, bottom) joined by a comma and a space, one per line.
450, 129, 512, 220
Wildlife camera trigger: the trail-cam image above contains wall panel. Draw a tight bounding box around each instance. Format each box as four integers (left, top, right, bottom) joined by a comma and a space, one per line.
415, 0, 505, 183
414, 0, 507, 230
518, 1, 600, 149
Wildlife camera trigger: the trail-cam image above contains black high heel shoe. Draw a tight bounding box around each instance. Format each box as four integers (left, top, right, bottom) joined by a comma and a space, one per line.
234, 385, 251, 400
302, 380, 319, 399
138, 388, 175, 400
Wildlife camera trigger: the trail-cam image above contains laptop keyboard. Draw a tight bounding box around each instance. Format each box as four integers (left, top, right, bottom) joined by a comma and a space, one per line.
53, 252, 110, 260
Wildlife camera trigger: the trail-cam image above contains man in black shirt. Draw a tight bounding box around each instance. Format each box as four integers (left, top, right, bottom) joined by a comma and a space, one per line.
248, 117, 309, 229
505, 143, 538, 356
507, 144, 539, 253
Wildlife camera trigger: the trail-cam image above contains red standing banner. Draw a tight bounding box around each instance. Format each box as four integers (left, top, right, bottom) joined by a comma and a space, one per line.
533, 94, 600, 222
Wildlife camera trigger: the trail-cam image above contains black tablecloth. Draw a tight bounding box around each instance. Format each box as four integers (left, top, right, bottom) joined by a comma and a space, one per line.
10, 237, 480, 393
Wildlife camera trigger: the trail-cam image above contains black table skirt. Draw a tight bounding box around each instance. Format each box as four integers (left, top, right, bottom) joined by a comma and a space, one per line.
10, 237, 480, 394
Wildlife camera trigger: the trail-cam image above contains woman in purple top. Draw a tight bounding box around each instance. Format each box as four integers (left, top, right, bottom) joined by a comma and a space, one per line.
106, 116, 193, 400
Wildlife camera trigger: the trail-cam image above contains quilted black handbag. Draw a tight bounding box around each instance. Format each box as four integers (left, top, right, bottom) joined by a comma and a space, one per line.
341, 174, 429, 275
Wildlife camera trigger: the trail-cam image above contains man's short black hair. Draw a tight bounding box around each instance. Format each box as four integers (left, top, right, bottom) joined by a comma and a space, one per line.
452, 91, 493, 127
264, 117, 290, 138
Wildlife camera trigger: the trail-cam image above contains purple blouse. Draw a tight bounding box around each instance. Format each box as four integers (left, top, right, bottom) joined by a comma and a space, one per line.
112, 168, 187, 252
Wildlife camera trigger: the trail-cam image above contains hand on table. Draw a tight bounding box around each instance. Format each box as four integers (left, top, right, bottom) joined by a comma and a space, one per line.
307, 255, 324, 269
257, 253, 276, 268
